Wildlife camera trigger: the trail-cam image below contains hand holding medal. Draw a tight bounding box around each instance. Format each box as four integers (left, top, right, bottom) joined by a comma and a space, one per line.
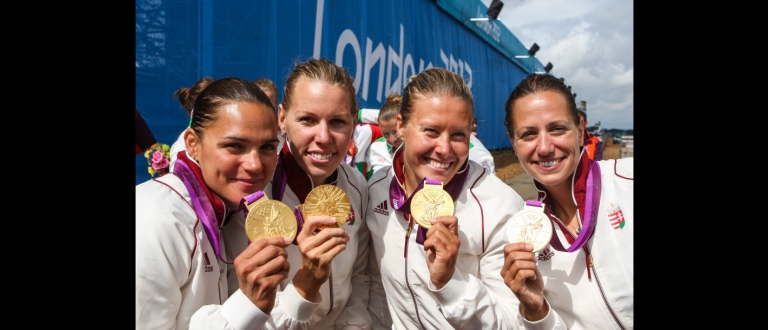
507, 200, 553, 253
244, 194, 298, 241
410, 179, 455, 228
302, 184, 351, 230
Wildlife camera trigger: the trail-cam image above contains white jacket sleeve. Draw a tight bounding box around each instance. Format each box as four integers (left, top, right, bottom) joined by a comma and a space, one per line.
190, 290, 271, 330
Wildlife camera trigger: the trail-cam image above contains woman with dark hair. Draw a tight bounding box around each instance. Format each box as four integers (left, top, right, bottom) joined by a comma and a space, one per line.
136, 77, 289, 329
501, 73, 633, 329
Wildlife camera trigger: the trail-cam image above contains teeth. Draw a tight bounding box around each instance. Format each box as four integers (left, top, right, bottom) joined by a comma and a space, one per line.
540, 159, 559, 167
310, 153, 333, 160
428, 161, 449, 169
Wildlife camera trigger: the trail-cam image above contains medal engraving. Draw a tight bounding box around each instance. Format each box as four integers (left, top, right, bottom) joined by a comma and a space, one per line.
508, 209, 553, 253
410, 181, 454, 229
245, 200, 297, 241
303, 184, 351, 230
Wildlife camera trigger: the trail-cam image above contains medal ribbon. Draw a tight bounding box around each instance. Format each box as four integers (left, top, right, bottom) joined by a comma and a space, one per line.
272, 145, 302, 245
173, 151, 232, 264
389, 152, 469, 244
238, 191, 265, 217
546, 159, 601, 252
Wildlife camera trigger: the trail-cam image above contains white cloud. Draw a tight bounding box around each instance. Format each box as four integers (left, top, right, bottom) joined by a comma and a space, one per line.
482, 0, 634, 130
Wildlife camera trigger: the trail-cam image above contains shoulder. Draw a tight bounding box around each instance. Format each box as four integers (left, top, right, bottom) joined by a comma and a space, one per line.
367, 166, 392, 190
598, 158, 633, 180
465, 163, 513, 192
136, 175, 197, 233
337, 164, 367, 195
136, 175, 190, 204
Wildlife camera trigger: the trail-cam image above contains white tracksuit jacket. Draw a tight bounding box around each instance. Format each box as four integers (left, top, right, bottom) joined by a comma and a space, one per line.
366, 160, 525, 329
521, 156, 634, 330
234, 162, 371, 329
136, 174, 270, 330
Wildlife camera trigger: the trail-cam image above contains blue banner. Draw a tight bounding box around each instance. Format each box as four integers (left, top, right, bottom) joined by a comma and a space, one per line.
136, 0, 543, 184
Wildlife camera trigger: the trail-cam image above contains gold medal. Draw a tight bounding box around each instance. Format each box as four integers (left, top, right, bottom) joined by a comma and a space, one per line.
302, 184, 351, 230
507, 202, 553, 253
245, 199, 298, 241
410, 180, 454, 229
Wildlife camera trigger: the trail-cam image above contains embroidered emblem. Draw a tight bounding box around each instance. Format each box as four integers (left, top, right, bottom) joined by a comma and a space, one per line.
346, 208, 356, 226
607, 202, 625, 230
392, 198, 399, 209
536, 246, 554, 261
373, 200, 389, 216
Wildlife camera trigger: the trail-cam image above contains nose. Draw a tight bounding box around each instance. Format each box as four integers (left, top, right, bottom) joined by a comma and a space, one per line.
434, 134, 451, 155
386, 132, 399, 145
314, 122, 331, 145
537, 134, 555, 155
242, 150, 264, 173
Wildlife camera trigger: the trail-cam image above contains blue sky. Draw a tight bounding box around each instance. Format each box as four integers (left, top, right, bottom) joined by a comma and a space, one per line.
481, 0, 633, 130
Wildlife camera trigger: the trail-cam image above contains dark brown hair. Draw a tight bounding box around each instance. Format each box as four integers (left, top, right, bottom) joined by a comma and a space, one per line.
503, 74, 579, 137
189, 77, 275, 137
174, 77, 215, 116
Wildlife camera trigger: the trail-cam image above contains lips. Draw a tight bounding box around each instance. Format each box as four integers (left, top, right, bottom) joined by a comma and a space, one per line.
309, 152, 334, 160
427, 160, 450, 169
537, 157, 564, 168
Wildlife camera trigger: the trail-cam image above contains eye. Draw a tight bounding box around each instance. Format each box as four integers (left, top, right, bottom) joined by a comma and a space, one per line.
520, 131, 536, 140
299, 116, 316, 124
224, 143, 245, 151
551, 126, 568, 135
329, 118, 348, 126
260, 143, 276, 151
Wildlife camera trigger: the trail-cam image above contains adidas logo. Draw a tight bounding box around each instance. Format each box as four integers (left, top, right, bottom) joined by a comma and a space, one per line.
373, 200, 389, 216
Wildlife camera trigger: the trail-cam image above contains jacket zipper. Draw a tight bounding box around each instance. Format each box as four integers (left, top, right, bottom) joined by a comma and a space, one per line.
404, 216, 427, 329
585, 245, 627, 330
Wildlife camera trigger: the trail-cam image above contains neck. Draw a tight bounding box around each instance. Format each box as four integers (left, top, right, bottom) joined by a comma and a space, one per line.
403, 164, 418, 197
546, 185, 578, 226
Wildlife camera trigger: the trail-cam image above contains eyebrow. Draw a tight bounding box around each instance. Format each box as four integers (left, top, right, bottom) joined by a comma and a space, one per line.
222, 136, 280, 144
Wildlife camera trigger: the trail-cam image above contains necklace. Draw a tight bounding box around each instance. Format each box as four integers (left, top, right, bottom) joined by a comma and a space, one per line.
551, 204, 582, 236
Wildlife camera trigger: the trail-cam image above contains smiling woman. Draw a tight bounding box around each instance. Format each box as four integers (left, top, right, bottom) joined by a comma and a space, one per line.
492, 139, 619, 183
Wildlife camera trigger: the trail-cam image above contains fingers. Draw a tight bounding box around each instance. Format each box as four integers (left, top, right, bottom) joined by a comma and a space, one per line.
297, 215, 338, 240
430, 215, 458, 235
297, 215, 349, 261
500, 243, 540, 291
504, 242, 534, 255
235, 237, 291, 278
423, 216, 459, 253
233, 236, 292, 313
